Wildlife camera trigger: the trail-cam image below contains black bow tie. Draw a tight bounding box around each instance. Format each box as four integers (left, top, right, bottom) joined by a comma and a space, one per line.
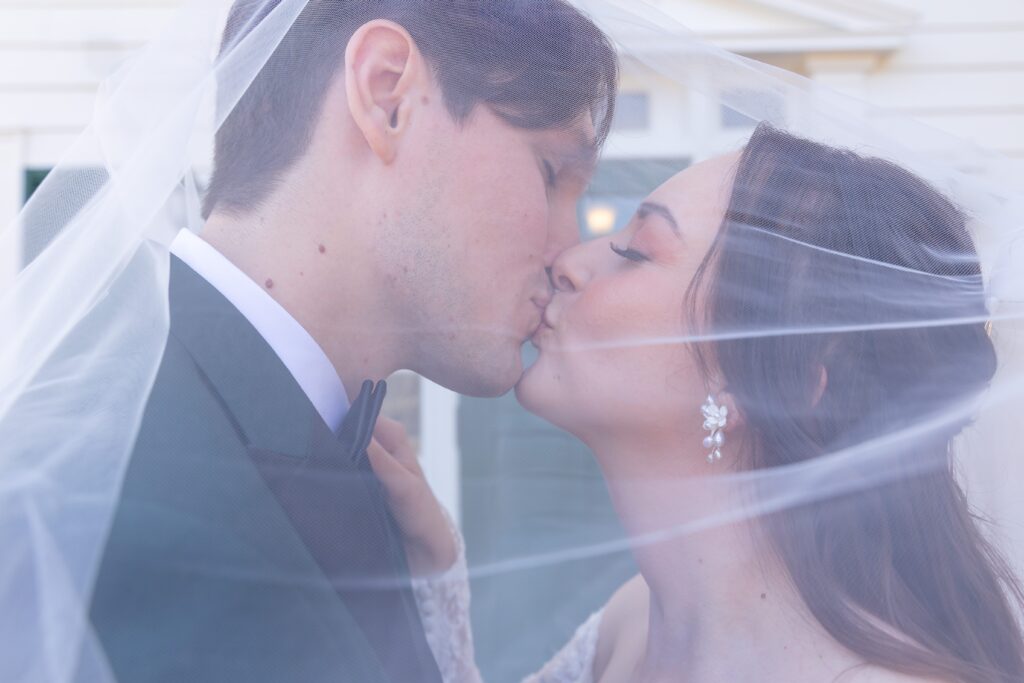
337, 379, 387, 468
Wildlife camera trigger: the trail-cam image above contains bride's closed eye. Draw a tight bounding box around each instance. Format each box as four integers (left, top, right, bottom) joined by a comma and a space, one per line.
610, 242, 650, 263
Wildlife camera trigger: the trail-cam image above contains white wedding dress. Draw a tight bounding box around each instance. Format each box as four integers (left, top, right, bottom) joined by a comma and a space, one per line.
410, 522, 607, 683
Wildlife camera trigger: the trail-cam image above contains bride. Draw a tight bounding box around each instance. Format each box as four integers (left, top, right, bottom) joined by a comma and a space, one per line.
368, 124, 1024, 683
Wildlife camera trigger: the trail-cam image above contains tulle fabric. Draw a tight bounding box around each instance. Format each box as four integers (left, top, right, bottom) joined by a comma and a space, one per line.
0, 1, 1021, 681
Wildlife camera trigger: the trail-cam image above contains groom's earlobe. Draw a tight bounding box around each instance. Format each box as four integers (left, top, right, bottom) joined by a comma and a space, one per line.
344, 20, 422, 164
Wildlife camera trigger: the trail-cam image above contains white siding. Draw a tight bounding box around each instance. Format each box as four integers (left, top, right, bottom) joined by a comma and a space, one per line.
0, 3, 176, 47
0, 132, 21, 286
1, 0, 1023, 274
839, 3, 1023, 155
0, 1, 178, 288
861, 2, 1024, 160
605, 0, 1024, 167
0, 2, 176, 149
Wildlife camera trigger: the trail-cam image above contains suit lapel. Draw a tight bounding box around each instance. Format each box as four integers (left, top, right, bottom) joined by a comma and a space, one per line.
251, 389, 442, 683
167, 256, 441, 683
168, 256, 316, 458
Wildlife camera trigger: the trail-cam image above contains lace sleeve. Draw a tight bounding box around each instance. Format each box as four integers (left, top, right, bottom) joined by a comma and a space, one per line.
411, 514, 604, 683
521, 609, 603, 683
410, 512, 483, 683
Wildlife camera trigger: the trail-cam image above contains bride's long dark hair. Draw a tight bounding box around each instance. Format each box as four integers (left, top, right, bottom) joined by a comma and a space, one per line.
687, 124, 1024, 682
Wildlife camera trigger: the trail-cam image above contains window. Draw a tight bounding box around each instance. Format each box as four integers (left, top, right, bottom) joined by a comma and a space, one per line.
22, 167, 106, 267
24, 169, 49, 203
578, 157, 690, 238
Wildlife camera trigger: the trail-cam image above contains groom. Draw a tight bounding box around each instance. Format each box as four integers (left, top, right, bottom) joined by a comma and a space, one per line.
85, 2, 617, 682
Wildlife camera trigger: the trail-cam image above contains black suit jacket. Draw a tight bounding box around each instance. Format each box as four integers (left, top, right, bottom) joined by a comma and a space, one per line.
83, 257, 442, 683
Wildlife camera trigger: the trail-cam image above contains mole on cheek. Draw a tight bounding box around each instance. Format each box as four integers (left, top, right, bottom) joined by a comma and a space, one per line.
318, 244, 327, 254
265, 278, 274, 290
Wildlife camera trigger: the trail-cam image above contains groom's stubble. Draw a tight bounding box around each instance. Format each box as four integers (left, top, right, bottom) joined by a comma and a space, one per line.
373, 109, 562, 398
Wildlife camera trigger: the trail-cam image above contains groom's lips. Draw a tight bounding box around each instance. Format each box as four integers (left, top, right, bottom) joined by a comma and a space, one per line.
527, 318, 546, 342
531, 315, 555, 345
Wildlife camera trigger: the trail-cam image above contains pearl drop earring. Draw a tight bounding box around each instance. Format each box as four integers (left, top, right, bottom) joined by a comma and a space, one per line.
701, 394, 727, 463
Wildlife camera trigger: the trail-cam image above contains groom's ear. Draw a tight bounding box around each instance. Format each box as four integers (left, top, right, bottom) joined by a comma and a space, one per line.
344, 20, 426, 164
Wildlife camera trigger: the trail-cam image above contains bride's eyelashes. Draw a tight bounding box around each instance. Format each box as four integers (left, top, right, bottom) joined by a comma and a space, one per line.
610, 242, 650, 263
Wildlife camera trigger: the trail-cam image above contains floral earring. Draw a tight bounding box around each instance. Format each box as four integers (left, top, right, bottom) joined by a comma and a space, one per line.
701, 394, 727, 463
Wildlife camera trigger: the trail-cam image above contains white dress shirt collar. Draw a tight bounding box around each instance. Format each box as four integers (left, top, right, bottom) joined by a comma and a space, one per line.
170, 229, 350, 432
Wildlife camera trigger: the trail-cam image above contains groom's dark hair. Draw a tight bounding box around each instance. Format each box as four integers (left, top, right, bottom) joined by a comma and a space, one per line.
202, 0, 618, 218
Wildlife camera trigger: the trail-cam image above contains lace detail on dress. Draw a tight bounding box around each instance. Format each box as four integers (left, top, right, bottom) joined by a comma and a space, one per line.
411, 512, 604, 683
521, 609, 602, 683
410, 511, 483, 683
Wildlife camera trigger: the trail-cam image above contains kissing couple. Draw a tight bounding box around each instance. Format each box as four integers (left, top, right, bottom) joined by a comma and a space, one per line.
9, 2, 1022, 683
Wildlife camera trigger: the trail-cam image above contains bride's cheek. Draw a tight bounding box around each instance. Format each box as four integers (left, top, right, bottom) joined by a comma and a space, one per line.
581, 283, 640, 338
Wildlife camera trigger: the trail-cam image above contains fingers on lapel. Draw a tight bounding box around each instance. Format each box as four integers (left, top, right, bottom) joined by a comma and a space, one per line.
373, 417, 419, 469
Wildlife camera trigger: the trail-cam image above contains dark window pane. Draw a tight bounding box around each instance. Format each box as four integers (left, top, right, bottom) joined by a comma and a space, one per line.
578, 158, 690, 238
21, 167, 107, 267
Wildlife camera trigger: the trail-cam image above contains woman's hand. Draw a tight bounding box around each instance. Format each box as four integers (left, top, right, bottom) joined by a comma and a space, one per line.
367, 417, 458, 577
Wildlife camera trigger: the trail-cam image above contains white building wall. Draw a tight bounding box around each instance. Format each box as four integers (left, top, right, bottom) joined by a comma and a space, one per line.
0, 0, 176, 287
604, 0, 1024, 175
0, 1, 177, 161
1, 0, 1021, 244
0, 131, 21, 283
868, 1, 1024, 159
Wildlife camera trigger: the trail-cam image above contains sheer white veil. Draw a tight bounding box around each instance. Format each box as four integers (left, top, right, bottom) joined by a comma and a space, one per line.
0, 1, 1022, 681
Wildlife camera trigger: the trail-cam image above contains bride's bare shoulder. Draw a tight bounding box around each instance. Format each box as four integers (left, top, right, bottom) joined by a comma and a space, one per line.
604, 573, 648, 617
592, 574, 649, 678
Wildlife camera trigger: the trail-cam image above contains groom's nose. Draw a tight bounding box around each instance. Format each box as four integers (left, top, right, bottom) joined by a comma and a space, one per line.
549, 246, 585, 293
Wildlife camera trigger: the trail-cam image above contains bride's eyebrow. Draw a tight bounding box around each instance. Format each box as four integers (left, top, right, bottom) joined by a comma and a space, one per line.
637, 201, 680, 236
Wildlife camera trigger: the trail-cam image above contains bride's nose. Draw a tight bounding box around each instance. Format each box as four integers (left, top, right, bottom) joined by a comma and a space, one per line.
549, 241, 593, 293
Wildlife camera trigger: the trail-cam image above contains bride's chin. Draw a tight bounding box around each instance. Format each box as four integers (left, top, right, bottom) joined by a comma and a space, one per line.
515, 380, 596, 451
513, 365, 543, 413
515, 360, 580, 436
515, 360, 556, 417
